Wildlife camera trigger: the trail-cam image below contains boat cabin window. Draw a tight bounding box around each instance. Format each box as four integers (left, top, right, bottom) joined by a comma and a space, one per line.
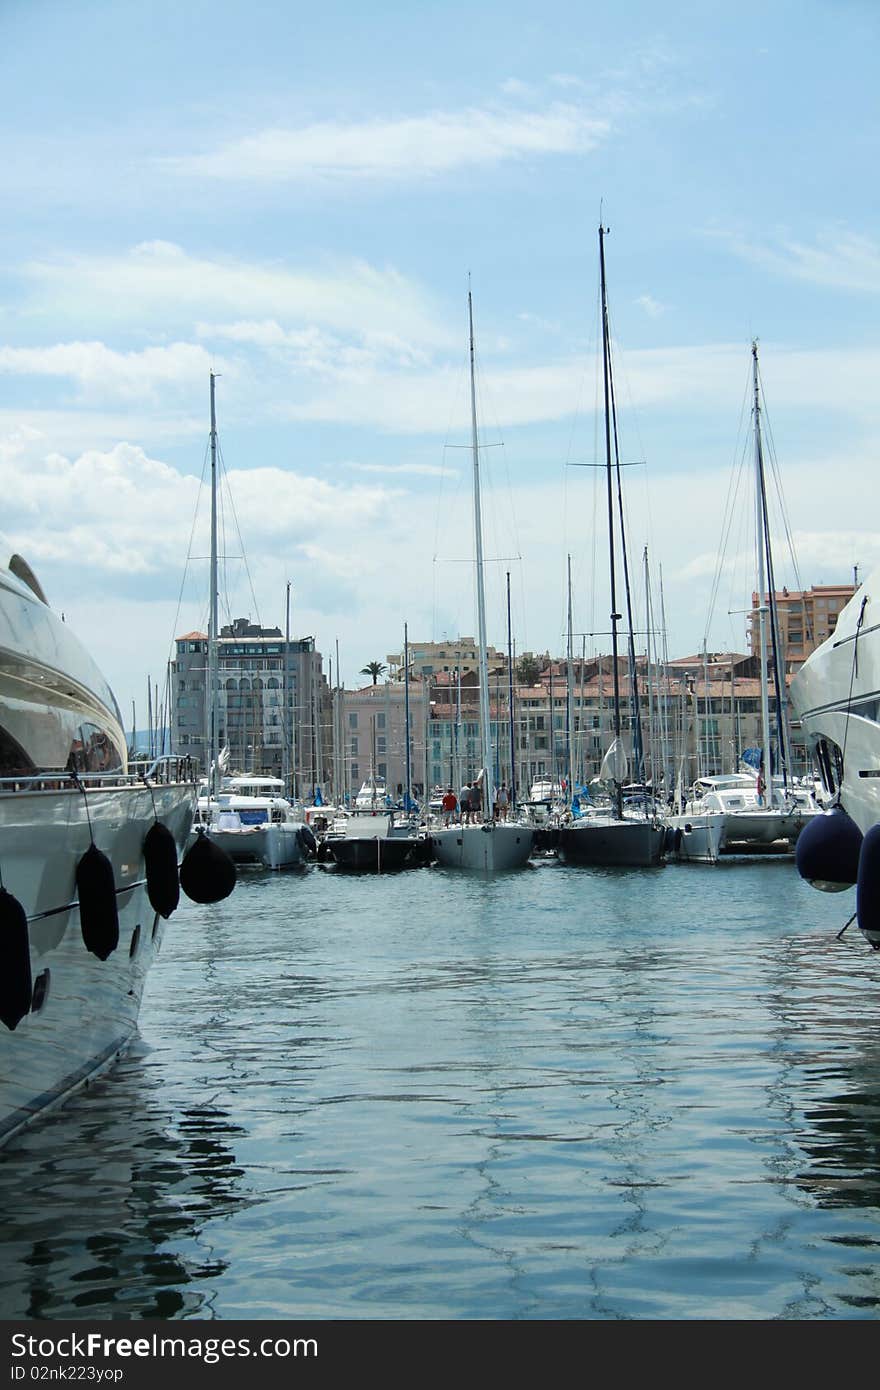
0, 723, 36, 776
815, 738, 843, 797
850, 696, 880, 726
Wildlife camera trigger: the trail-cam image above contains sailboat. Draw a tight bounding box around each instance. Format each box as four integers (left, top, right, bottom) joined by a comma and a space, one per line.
558, 225, 666, 868
192, 373, 309, 870
429, 290, 534, 872
665, 343, 817, 858
325, 624, 423, 871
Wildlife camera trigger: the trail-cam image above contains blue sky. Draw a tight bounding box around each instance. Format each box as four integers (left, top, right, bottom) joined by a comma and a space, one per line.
1, 0, 878, 720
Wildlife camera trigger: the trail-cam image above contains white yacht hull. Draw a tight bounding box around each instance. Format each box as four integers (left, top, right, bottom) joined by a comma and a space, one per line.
717, 808, 811, 853
663, 813, 725, 864
791, 578, 880, 839
430, 822, 533, 872
199, 822, 306, 869
0, 782, 195, 1147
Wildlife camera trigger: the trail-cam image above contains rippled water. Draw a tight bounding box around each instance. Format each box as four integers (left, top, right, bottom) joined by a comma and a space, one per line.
2, 856, 880, 1320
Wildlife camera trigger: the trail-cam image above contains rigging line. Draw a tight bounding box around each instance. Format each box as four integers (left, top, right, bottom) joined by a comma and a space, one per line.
168, 436, 212, 678
606, 308, 646, 778
432, 351, 469, 646
471, 332, 523, 634
758, 370, 811, 641
604, 301, 657, 567
705, 364, 752, 642
216, 437, 262, 630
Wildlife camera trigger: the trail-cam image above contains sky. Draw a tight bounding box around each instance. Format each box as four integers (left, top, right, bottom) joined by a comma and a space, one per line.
1, 0, 879, 723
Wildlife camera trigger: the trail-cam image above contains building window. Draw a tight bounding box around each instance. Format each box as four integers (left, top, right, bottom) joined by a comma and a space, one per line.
349, 713, 358, 729
376, 713, 386, 730
350, 738, 358, 756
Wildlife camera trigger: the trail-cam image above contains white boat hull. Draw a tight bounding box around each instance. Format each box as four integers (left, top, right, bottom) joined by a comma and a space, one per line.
0, 782, 195, 1147
663, 813, 725, 864
717, 809, 811, 853
791, 577, 880, 839
197, 822, 306, 869
430, 822, 533, 872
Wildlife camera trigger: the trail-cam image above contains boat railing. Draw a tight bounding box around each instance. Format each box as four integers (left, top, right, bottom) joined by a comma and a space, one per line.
0, 755, 199, 794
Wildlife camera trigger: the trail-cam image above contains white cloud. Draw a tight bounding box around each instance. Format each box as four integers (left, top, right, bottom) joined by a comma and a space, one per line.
20, 242, 453, 349
158, 101, 609, 182
0, 340, 216, 403
196, 318, 432, 375
345, 461, 451, 477
0, 437, 407, 599
719, 227, 880, 293
277, 343, 880, 434
634, 294, 665, 318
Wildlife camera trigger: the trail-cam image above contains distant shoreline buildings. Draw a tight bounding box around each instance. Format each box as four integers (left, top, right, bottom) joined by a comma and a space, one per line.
168, 582, 857, 800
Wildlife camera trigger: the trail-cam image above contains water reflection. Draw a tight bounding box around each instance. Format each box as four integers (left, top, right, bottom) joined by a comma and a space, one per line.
3, 863, 880, 1320
0, 1050, 251, 1319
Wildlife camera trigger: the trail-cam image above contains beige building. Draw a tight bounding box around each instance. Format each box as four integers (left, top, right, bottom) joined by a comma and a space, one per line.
385, 637, 508, 681
337, 679, 428, 800
749, 583, 857, 671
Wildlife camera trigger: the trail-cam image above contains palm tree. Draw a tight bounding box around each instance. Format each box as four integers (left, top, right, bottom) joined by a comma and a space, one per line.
360, 661, 387, 685
516, 653, 542, 685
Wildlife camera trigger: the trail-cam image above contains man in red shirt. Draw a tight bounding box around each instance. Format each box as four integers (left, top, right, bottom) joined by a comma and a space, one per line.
441, 787, 458, 826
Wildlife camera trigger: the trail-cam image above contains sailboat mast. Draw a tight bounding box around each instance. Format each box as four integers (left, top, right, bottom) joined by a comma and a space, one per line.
599, 224, 623, 818
752, 342, 772, 793
506, 570, 516, 805
208, 369, 220, 798
566, 553, 575, 805
404, 623, 412, 811
468, 288, 494, 821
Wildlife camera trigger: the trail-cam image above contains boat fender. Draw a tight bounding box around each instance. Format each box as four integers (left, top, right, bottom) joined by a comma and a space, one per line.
481, 823, 492, 833
0, 887, 32, 1030
179, 830, 237, 904
856, 824, 880, 950
143, 821, 180, 919
76, 843, 120, 960
795, 807, 863, 892
298, 825, 318, 857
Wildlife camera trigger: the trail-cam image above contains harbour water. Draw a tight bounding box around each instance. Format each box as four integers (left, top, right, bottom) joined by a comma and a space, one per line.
2, 857, 879, 1321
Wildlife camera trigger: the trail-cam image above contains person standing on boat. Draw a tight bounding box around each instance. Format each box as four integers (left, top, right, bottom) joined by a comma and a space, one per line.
495, 782, 509, 822
460, 781, 472, 825
442, 787, 458, 827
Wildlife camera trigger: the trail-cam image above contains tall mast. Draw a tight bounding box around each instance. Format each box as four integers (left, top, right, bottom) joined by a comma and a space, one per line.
752, 342, 772, 795
658, 562, 673, 796
599, 224, 623, 818
643, 547, 657, 795
335, 637, 341, 807
753, 346, 792, 793
403, 623, 412, 811
506, 571, 516, 806
468, 288, 495, 821
566, 554, 575, 804
208, 370, 220, 797
283, 581, 290, 794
